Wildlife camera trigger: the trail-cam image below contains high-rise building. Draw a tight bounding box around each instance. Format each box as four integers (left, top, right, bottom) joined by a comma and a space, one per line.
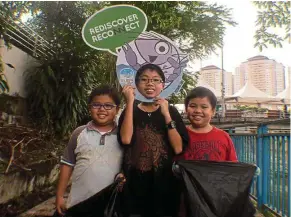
288, 66, 291, 87
198, 65, 233, 96
234, 55, 285, 96
234, 66, 247, 93
224, 71, 233, 97
275, 63, 285, 94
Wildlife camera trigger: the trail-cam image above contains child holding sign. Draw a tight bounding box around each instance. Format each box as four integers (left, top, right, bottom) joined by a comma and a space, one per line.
118, 63, 188, 217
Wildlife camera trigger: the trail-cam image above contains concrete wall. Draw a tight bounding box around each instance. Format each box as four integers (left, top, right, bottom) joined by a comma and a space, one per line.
0, 39, 39, 97
0, 160, 59, 204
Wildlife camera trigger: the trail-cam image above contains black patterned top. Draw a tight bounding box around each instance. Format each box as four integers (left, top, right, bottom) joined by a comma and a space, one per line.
117, 103, 188, 216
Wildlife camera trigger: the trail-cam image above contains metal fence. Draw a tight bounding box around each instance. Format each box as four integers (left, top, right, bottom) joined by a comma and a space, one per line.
0, 10, 55, 59
228, 121, 290, 217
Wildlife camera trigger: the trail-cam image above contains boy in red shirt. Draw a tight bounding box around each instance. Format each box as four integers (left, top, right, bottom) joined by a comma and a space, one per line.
180, 86, 238, 162
175, 87, 262, 217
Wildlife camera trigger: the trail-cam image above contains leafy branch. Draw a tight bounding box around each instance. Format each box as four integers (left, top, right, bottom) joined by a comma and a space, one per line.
253, 1, 290, 51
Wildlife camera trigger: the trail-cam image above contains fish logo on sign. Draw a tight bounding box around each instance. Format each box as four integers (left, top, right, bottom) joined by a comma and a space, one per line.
116, 31, 188, 102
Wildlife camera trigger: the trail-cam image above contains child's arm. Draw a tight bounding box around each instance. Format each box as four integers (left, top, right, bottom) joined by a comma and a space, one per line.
166, 117, 183, 154
55, 126, 83, 215
170, 106, 189, 154
119, 85, 135, 145
156, 98, 188, 154
56, 164, 73, 215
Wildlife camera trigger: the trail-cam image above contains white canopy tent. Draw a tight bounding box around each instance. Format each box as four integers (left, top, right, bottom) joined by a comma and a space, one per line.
276, 85, 290, 105
196, 80, 222, 98
225, 81, 280, 104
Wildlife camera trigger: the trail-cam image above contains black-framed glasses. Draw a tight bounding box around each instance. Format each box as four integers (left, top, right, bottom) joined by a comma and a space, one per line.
90, 103, 117, 110
139, 78, 163, 84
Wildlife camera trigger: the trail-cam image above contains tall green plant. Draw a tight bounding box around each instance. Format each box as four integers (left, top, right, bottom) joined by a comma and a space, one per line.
25, 55, 103, 136
23, 2, 115, 136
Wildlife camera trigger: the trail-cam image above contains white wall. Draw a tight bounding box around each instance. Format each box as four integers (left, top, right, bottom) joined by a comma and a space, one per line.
1, 41, 39, 97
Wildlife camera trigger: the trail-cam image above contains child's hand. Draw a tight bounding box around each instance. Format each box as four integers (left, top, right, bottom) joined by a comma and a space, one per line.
154, 97, 170, 116
56, 196, 66, 216
122, 85, 135, 103
115, 173, 126, 192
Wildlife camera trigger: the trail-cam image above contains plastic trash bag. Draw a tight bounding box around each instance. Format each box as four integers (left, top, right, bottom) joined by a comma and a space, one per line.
176, 160, 257, 217
104, 184, 122, 217
53, 182, 122, 217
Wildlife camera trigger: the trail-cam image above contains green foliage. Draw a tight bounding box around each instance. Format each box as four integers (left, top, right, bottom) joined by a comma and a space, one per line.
3, 1, 235, 136
25, 54, 112, 136
0, 2, 35, 93
235, 105, 268, 112
0, 1, 35, 47
0, 1, 35, 19
112, 1, 237, 59
253, 1, 290, 51
168, 71, 199, 104
23, 2, 117, 136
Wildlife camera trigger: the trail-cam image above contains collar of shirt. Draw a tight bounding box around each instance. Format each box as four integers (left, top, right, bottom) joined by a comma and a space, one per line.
86, 121, 118, 135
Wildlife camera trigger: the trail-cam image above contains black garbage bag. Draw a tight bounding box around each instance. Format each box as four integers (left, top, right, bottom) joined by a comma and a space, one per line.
176, 160, 256, 217
53, 182, 122, 217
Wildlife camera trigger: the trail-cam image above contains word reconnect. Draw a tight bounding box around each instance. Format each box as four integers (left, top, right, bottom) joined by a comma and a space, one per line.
89, 14, 140, 42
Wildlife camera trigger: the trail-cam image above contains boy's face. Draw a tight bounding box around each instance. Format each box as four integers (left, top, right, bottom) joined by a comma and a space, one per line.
186, 97, 215, 128
89, 95, 119, 126
136, 69, 164, 99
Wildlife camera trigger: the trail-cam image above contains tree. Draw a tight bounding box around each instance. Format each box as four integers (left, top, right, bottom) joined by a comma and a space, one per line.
24, 2, 116, 136
112, 1, 237, 59
0, 2, 35, 93
0, 1, 35, 46
253, 1, 290, 51
1, 2, 236, 136
168, 71, 199, 104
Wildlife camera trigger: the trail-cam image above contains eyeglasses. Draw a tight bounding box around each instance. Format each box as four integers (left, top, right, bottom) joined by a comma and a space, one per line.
139, 78, 163, 84
90, 103, 117, 110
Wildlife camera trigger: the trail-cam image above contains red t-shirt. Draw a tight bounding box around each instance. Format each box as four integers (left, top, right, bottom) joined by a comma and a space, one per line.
177, 126, 238, 162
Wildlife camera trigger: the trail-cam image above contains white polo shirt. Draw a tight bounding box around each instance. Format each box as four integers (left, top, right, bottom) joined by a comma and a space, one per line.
61, 121, 123, 207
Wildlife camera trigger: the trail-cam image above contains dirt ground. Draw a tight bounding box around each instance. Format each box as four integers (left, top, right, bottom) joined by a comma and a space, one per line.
0, 185, 57, 217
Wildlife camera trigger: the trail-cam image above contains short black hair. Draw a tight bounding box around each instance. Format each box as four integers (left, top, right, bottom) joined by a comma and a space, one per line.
88, 85, 121, 106
135, 63, 165, 84
184, 86, 217, 109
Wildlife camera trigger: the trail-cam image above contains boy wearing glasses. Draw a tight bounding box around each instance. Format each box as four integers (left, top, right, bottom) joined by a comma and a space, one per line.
56, 85, 124, 215
118, 64, 188, 217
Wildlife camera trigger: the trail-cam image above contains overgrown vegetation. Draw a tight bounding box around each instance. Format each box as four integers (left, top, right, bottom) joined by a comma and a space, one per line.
0, 125, 64, 174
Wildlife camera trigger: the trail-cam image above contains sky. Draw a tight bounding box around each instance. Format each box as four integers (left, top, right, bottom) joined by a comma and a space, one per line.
190, 1, 290, 75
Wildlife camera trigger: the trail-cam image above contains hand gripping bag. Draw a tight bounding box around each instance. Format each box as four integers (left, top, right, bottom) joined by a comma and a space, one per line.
54, 182, 122, 217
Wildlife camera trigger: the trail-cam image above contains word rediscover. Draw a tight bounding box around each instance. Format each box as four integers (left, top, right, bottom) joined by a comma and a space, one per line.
90, 14, 140, 42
